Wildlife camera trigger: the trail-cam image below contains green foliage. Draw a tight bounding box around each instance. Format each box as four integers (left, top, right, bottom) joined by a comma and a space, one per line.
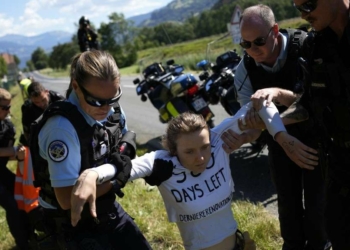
13, 55, 20, 66
133, 0, 302, 51
0, 57, 7, 78
31, 47, 49, 70
49, 42, 80, 70
98, 12, 138, 68
26, 60, 35, 71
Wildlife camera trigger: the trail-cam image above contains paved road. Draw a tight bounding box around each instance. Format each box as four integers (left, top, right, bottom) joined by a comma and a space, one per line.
31, 71, 278, 217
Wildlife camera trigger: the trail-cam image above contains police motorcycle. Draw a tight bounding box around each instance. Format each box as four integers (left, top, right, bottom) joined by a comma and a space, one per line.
198, 50, 266, 150
197, 49, 242, 116
133, 60, 215, 127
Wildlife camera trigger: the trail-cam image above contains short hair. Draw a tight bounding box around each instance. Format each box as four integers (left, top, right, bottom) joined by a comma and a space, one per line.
162, 112, 209, 156
66, 50, 120, 98
240, 4, 276, 28
27, 81, 46, 98
0, 88, 11, 101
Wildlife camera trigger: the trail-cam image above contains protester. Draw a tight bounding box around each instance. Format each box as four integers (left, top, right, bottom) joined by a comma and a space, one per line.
221, 4, 330, 250
0, 88, 30, 249
70, 97, 318, 249
290, 0, 350, 249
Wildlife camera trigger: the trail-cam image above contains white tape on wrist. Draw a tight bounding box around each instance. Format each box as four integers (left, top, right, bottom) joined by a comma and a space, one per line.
91, 163, 117, 185
258, 101, 286, 139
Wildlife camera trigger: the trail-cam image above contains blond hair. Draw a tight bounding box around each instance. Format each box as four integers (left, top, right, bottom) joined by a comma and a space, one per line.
66, 50, 120, 97
0, 88, 11, 102
162, 112, 208, 155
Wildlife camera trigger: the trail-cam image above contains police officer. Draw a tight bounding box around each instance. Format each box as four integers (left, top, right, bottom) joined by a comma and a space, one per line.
0, 88, 30, 249
32, 50, 151, 249
21, 81, 65, 145
222, 5, 330, 250
291, 0, 350, 249
77, 16, 99, 52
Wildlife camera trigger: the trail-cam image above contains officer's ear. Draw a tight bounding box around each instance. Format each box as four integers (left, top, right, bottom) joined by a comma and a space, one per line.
272, 23, 279, 36
72, 80, 79, 91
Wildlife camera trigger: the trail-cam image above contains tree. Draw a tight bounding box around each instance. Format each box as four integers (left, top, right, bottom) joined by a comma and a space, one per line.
13, 55, 21, 66
0, 57, 7, 78
26, 60, 35, 72
49, 42, 79, 70
31, 47, 49, 70
98, 12, 138, 68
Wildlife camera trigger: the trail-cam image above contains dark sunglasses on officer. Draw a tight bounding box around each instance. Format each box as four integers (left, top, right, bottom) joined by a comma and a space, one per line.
78, 83, 122, 107
294, 0, 318, 13
0, 104, 11, 111
239, 27, 274, 49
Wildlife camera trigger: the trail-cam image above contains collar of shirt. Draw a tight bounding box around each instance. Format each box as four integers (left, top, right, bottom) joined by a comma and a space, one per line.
68, 91, 115, 127
255, 32, 288, 73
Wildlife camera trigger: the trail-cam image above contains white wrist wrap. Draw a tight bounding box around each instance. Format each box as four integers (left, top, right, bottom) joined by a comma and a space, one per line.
91, 163, 117, 185
258, 101, 286, 138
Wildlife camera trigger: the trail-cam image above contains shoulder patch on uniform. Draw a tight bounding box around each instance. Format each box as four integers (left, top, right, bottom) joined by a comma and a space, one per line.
48, 140, 69, 162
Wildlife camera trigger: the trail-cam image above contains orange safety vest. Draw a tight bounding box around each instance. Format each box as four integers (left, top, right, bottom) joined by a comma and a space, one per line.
14, 146, 40, 213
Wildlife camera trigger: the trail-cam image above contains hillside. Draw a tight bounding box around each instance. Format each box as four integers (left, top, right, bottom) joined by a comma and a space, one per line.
0, 31, 72, 68
138, 0, 218, 27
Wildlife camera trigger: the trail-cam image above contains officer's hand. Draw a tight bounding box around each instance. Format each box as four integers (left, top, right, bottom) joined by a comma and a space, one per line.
251, 88, 279, 110
221, 129, 247, 154
239, 108, 265, 131
71, 170, 98, 227
275, 131, 319, 170
110, 153, 132, 188
16, 146, 26, 161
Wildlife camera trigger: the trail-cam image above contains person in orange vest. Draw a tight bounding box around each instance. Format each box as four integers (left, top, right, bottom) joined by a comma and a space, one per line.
14, 145, 44, 249
14, 146, 39, 213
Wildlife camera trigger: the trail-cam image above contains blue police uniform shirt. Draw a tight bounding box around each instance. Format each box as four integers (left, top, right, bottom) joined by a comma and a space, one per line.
38, 91, 126, 208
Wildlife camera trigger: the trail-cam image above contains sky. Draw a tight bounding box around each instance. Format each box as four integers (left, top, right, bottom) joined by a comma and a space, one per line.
0, 0, 173, 37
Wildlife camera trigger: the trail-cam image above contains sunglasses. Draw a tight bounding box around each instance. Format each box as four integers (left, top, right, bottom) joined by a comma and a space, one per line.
239, 27, 273, 49
78, 83, 122, 107
294, 0, 318, 13
0, 105, 11, 111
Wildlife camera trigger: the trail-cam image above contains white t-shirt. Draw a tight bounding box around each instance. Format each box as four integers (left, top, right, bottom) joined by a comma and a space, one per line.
130, 106, 259, 249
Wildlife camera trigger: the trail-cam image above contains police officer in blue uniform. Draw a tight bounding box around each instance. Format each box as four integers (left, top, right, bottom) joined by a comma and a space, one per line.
31, 50, 151, 249
0, 88, 30, 249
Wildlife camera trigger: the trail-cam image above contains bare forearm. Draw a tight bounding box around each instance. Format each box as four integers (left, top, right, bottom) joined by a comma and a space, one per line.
275, 88, 299, 107
0, 147, 16, 157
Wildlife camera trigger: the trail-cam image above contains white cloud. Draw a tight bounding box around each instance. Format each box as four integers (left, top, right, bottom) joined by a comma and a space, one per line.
0, 0, 172, 37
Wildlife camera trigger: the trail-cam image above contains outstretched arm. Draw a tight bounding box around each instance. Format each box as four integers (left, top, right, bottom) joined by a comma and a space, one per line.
221, 101, 318, 169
